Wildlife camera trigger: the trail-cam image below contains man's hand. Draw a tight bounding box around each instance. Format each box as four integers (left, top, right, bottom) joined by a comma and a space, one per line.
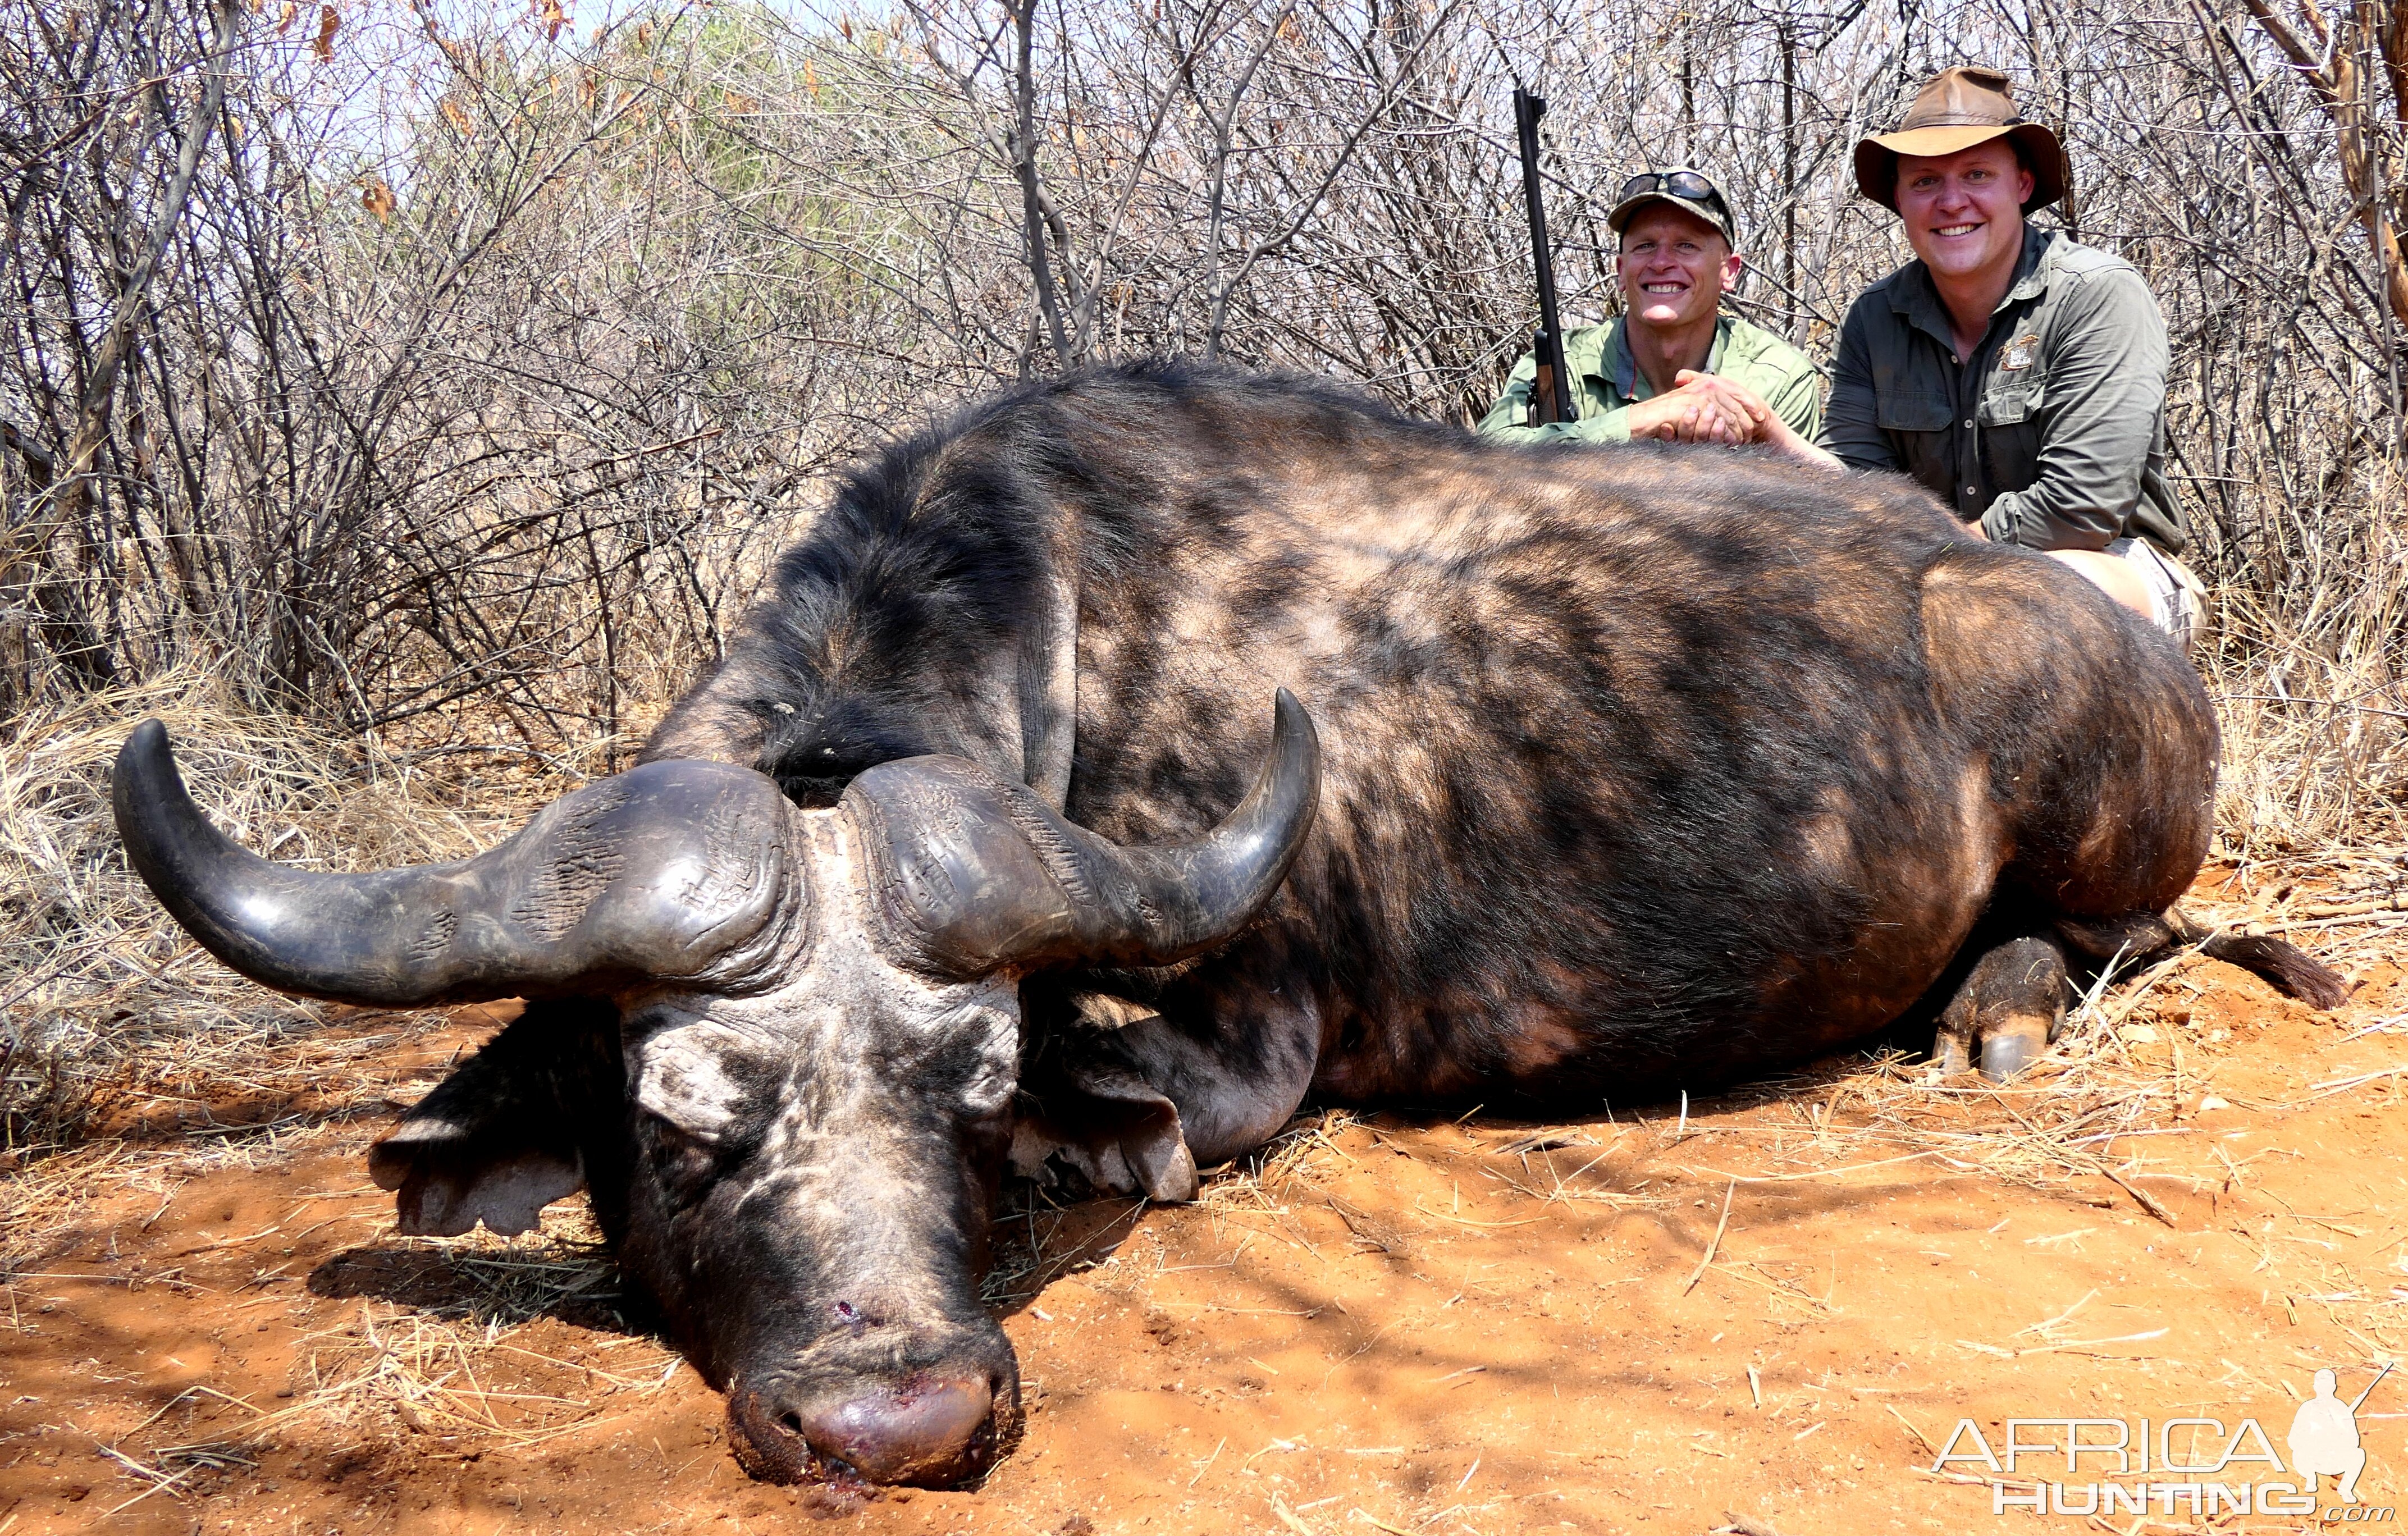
1625, 374, 1756, 445
1655, 371, 1847, 471
1667, 372, 1774, 443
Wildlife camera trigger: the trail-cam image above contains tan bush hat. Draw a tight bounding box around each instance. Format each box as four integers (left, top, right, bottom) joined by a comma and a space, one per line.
1853, 66, 2068, 214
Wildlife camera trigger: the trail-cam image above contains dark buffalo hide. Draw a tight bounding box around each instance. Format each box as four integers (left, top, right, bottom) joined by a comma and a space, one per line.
117, 360, 2342, 1494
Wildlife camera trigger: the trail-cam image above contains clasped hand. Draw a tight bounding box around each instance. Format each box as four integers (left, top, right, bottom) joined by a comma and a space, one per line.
1626, 370, 1779, 446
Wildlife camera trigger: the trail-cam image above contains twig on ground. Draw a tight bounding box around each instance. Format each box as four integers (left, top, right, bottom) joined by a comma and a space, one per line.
1682, 1180, 1736, 1296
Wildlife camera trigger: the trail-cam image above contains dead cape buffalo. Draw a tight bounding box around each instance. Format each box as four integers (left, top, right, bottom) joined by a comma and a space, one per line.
114, 361, 2341, 1492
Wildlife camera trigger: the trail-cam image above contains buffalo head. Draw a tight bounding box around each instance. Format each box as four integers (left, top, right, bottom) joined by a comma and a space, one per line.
112, 693, 1319, 1489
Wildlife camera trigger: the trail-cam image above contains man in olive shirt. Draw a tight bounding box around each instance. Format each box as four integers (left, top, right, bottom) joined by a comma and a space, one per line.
1478, 169, 1820, 446
1815, 67, 2201, 646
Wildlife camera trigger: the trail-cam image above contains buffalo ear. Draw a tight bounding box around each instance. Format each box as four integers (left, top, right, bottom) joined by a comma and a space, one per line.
371, 1131, 583, 1238
368, 998, 623, 1237
1012, 1000, 1200, 1203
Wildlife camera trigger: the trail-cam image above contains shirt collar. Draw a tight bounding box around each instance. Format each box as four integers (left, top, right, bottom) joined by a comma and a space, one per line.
1601, 314, 1732, 401
1891, 225, 2053, 348
2002, 225, 2052, 305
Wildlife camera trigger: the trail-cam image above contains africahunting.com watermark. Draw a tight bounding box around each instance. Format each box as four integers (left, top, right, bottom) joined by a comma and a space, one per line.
1930, 1363, 2395, 1520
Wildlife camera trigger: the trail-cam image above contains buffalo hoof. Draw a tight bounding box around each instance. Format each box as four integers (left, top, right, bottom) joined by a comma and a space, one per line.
1977, 1017, 2051, 1083
1935, 934, 2069, 1083
730, 1372, 1005, 1488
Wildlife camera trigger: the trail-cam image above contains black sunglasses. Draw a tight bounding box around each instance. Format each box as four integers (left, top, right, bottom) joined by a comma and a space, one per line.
1617, 170, 1729, 213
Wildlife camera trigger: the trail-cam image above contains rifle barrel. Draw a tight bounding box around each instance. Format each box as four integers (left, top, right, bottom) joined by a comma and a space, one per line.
2348, 1360, 2393, 1412
1513, 86, 1576, 424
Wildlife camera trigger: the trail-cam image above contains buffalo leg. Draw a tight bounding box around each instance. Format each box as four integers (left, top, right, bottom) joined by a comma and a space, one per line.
368, 996, 624, 1236
1933, 935, 2069, 1082
1015, 976, 1322, 1201
2055, 907, 2347, 1011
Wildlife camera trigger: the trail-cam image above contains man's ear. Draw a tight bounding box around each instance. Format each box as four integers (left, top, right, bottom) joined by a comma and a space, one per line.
1011, 991, 1199, 1203
1721, 248, 1746, 290
367, 997, 623, 1236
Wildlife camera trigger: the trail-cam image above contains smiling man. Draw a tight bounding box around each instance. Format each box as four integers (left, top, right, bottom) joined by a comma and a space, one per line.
1814, 66, 2203, 647
1477, 168, 1818, 446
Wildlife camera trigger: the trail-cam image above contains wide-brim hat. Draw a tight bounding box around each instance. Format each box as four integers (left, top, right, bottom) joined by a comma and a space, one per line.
1853, 66, 2068, 214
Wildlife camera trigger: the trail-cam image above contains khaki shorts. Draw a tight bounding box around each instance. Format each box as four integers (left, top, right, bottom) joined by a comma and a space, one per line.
2107, 537, 2206, 653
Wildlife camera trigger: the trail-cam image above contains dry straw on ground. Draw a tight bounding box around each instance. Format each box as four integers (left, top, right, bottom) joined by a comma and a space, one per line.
2204, 509, 2408, 858
0, 673, 520, 1155
65, 1206, 686, 1521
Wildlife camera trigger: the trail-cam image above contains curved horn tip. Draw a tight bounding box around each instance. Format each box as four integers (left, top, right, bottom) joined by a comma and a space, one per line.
1266, 687, 1322, 811
118, 717, 174, 780
1270, 687, 1317, 758
113, 719, 191, 845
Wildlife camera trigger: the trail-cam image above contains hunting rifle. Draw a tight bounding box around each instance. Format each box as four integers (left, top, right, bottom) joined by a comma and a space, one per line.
1513, 86, 1575, 426
2349, 1361, 2393, 1412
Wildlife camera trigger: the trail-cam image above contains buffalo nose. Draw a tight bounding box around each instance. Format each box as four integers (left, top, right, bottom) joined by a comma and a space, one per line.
743, 1375, 1000, 1487
799, 1376, 998, 1485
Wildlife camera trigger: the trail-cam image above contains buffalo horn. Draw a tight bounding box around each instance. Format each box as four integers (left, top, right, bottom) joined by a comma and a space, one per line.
113, 720, 798, 1007
846, 689, 1321, 975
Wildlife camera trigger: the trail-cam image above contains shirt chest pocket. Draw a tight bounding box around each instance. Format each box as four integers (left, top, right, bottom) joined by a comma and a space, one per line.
1875, 391, 1953, 433
1875, 391, 1953, 489
1979, 383, 2038, 427
1979, 383, 2043, 493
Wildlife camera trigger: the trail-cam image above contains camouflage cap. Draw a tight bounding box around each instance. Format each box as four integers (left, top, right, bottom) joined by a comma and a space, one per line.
1607, 168, 1738, 248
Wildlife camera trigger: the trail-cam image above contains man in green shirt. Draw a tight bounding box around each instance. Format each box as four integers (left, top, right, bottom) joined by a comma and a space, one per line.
1478, 169, 1820, 447
1725, 67, 2201, 647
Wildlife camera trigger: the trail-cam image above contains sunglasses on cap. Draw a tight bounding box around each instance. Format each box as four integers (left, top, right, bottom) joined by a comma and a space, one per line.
1616, 169, 1729, 212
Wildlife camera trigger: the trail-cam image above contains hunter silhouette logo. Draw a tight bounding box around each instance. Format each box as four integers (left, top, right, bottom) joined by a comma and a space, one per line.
2291, 1363, 2390, 1505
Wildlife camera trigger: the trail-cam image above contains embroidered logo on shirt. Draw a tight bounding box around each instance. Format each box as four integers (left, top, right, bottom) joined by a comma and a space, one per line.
2001, 334, 2041, 371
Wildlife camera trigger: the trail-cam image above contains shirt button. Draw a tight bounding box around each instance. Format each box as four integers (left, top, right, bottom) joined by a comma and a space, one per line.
1963, 418, 1974, 429
1965, 486, 1977, 496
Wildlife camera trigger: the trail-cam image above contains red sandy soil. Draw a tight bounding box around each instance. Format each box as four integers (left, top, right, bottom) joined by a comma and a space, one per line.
4, 892, 2404, 1536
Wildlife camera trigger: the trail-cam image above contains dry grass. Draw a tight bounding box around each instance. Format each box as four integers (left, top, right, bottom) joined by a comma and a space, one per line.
262, 1204, 678, 1449
1717, 929, 2378, 1222
74, 1205, 686, 1523
2203, 510, 2408, 860
0, 672, 572, 1154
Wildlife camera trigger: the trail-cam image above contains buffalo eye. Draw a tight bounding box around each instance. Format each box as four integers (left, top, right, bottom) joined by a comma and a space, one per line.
641, 1111, 723, 1195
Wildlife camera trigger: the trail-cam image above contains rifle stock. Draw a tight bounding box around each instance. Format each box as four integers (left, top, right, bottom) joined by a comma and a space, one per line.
1513, 86, 1576, 426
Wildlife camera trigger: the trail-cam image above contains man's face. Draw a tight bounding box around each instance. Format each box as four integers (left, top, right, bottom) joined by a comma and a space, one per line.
1895, 141, 2032, 284
1616, 206, 1740, 331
